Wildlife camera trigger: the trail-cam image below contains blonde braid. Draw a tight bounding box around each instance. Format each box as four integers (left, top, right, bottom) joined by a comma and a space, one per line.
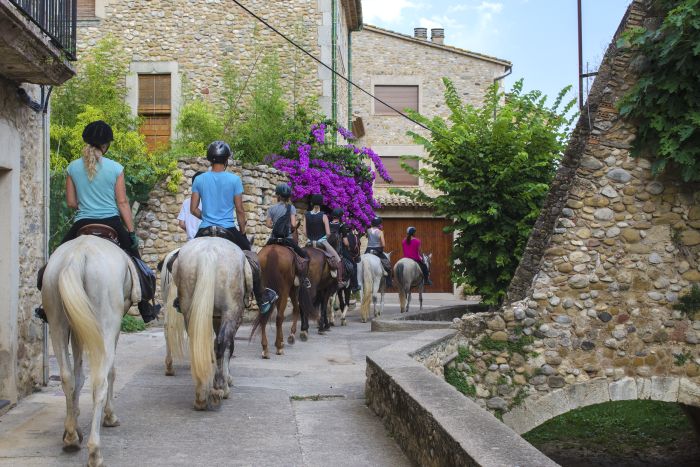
81, 145, 101, 181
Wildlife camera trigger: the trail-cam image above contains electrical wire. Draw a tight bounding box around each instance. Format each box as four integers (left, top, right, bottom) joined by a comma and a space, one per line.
229, 0, 443, 138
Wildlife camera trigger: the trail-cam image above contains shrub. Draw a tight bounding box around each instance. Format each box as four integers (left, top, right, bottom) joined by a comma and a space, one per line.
121, 315, 146, 333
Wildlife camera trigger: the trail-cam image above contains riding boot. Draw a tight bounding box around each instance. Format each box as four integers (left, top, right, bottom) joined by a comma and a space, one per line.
385, 271, 394, 288
244, 251, 278, 313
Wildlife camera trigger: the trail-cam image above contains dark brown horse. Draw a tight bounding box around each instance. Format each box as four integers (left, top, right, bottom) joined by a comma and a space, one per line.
293, 246, 337, 336
254, 244, 315, 358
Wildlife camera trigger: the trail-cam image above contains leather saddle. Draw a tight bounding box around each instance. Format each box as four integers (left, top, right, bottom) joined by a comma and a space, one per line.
77, 224, 119, 245
198, 225, 237, 243
268, 239, 309, 276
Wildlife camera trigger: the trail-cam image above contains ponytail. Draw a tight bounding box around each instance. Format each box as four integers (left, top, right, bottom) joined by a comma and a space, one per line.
405, 233, 413, 244
81, 144, 102, 181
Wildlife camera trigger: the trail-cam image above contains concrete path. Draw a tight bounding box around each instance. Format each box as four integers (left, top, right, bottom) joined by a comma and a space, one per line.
0, 294, 465, 466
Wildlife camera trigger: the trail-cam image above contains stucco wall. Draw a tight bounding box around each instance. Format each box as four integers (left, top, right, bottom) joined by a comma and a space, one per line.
0, 78, 47, 402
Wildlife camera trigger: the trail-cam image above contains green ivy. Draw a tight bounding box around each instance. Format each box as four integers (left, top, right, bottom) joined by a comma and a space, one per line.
617, 0, 700, 181
398, 78, 575, 305
672, 283, 700, 319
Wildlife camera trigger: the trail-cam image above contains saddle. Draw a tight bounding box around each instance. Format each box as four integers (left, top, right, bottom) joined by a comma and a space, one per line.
77, 224, 119, 245
198, 226, 237, 243
367, 248, 392, 275
269, 239, 310, 277
307, 241, 339, 271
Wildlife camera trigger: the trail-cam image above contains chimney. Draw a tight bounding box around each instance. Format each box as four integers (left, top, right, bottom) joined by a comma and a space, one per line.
413, 27, 427, 40
431, 28, 444, 44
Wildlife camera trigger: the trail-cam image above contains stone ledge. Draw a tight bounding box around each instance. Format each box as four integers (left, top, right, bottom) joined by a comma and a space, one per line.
371, 302, 485, 332
365, 329, 557, 467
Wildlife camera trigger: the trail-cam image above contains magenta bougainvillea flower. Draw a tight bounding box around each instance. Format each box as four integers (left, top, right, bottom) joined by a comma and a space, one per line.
267, 120, 392, 232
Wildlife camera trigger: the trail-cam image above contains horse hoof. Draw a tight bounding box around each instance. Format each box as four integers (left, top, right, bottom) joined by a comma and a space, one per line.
318, 328, 326, 335
287, 335, 295, 345
194, 399, 208, 411
223, 387, 231, 399
276, 348, 284, 356
341, 319, 346, 326
300, 331, 308, 342
62, 430, 82, 451
262, 351, 270, 360
165, 368, 175, 376
103, 414, 120, 427
330, 321, 336, 327
208, 390, 224, 410
87, 450, 105, 467
227, 375, 234, 386
361, 318, 366, 323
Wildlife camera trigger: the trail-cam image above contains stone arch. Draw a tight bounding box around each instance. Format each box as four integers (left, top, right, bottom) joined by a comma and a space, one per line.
503, 376, 700, 435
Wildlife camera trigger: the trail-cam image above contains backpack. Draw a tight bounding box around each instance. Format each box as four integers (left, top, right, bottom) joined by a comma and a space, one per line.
271, 204, 292, 239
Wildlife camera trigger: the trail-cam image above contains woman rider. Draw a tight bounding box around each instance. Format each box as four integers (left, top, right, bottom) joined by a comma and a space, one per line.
37, 121, 159, 322
303, 194, 343, 286
329, 208, 352, 286
365, 217, 393, 287
401, 226, 432, 286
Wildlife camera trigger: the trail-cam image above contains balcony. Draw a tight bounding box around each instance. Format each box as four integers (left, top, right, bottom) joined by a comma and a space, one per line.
0, 0, 75, 85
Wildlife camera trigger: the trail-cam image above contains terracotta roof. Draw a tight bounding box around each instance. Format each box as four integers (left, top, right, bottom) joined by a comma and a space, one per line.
361, 24, 511, 67
375, 193, 431, 209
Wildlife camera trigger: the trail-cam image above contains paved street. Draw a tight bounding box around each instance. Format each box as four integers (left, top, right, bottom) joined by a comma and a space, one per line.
0, 294, 464, 466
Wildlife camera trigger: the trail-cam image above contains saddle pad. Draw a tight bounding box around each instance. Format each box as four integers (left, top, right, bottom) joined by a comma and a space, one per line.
77, 224, 119, 245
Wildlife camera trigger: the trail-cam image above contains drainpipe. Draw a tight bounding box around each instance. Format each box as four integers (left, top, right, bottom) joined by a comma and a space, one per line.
492, 65, 513, 119
347, 30, 352, 131
331, 0, 337, 130
41, 85, 52, 386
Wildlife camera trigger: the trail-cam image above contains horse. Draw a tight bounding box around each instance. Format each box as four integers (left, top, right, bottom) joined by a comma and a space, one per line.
358, 252, 391, 323
290, 246, 337, 337
255, 243, 316, 358
394, 253, 432, 314
330, 284, 353, 326
172, 237, 253, 410
41, 235, 141, 467
159, 248, 187, 376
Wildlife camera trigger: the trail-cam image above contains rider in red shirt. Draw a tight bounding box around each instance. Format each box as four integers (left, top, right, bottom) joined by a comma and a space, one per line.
401, 226, 432, 285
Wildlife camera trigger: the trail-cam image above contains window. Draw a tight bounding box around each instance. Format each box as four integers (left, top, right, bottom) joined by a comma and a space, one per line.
77, 0, 95, 18
378, 156, 419, 186
374, 85, 418, 115
138, 74, 171, 152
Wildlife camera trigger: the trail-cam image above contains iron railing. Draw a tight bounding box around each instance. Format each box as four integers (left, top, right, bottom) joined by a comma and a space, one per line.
8, 0, 76, 60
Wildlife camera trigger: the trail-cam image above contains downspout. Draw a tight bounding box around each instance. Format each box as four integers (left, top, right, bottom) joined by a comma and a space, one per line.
331, 0, 337, 129
492, 65, 512, 119
347, 30, 352, 130
41, 85, 52, 386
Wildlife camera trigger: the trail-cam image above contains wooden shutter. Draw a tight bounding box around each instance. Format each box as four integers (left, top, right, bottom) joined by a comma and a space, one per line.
378, 156, 419, 186
138, 74, 171, 152
77, 0, 95, 18
374, 85, 419, 115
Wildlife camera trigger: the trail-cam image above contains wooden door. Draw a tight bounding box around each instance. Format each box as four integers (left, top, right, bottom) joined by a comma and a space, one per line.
382, 218, 453, 293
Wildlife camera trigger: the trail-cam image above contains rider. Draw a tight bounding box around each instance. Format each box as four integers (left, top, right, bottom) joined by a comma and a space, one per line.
36, 120, 159, 323
190, 141, 278, 313
265, 183, 311, 288
344, 225, 361, 293
177, 171, 204, 241
402, 226, 432, 286
329, 208, 352, 287
365, 217, 393, 287
303, 194, 343, 286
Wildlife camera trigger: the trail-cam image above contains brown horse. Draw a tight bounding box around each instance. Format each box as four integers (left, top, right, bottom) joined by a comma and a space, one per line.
255, 244, 315, 357
295, 246, 338, 336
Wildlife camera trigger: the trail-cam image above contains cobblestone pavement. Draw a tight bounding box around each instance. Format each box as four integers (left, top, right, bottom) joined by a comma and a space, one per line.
0, 294, 464, 466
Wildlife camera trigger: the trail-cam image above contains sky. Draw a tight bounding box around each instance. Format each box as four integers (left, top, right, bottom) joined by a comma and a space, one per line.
362, 0, 631, 109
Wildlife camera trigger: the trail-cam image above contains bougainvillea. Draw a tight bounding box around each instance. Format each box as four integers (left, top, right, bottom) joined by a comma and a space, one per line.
267, 120, 391, 232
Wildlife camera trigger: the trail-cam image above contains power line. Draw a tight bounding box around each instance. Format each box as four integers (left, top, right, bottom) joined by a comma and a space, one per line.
229, 0, 440, 138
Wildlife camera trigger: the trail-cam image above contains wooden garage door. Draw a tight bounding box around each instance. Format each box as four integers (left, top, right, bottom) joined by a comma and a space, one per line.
382, 218, 453, 293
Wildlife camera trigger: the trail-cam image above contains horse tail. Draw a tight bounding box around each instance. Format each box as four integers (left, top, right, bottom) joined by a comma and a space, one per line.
162, 251, 186, 360
395, 262, 407, 312
360, 258, 373, 320
58, 253, 105, 376
299, 285, 318, 321
188, 249, 216, 386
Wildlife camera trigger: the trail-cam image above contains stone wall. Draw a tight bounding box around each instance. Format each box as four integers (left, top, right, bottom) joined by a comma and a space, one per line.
421, 0, 700, 429
0, 78, 47, 403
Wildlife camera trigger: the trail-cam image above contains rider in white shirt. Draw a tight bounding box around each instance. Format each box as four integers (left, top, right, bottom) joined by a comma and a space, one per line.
177, 171, 203, 240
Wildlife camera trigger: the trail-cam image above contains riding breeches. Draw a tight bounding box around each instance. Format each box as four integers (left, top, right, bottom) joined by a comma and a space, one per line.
309, 239, 341, 264
414, 259, 430, 280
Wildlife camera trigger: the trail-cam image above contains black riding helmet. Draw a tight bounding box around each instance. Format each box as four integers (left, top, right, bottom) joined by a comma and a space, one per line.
310, 194, 324, 207
275, 183, 292, 199
206, 141, 232, 164
371, 217, 382, 227
331, 208, 344, 220
82, 120, 113, 147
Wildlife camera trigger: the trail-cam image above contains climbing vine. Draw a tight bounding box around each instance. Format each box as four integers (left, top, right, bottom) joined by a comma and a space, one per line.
617, 0, 700, 181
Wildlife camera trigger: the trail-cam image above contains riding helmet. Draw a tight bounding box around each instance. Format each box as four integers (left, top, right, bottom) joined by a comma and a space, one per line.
82, 120, 114, 147
310, 194, 324, 207
206, 141, 232, 164
331, 208, 344, 219
275, 183, 292, 199
407, 226, 417, 236
371, 217, 382, 227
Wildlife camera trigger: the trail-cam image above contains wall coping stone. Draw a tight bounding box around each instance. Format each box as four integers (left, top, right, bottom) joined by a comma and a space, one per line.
365, 329, 557, 467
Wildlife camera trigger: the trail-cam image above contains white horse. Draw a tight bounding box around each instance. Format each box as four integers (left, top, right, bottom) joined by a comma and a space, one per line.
358, 252, 391, 323
172, 237, 253, 410
41, 235, 141, 467
159, 248, 187, 376
394, 253, 432, 314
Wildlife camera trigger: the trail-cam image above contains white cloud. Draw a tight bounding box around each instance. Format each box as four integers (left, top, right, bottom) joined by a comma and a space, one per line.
362, 0, 421, 24
477, 1, 503, 13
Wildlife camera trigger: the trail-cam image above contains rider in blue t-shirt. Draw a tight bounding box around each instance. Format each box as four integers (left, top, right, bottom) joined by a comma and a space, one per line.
190, 141, 278, 313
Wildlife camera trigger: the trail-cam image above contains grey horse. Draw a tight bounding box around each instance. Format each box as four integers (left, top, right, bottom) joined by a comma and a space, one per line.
357, 252, 391, 322
394, 253, 432, 313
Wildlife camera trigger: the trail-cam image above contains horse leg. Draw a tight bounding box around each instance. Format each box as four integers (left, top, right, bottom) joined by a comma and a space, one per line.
86, 345, 115, 467
260, 310, 270, 359
340, 289, 349, 326
51, 323, 81, 451
406, 290, 412, 314
288, 288, 299, 345
275, 291, 289, 355
164, 315, 174, 376
102, 363, 120, 427
419, 284, 424, 311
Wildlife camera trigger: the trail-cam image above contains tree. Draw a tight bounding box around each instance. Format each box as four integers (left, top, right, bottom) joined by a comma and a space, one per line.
400, 78, 575, 305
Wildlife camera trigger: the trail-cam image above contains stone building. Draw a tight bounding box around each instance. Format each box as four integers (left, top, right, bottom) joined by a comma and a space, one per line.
75, 0, 361, 150
351, 24, 511, 293
421, 0, 700, 432
0, 0, 75, 408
